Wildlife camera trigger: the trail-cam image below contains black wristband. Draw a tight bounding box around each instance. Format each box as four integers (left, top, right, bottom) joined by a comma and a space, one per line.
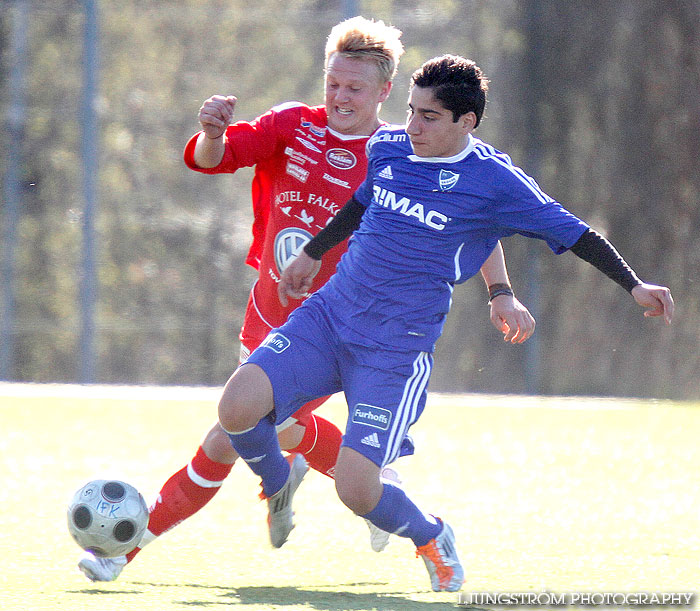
488, 283, 514, 303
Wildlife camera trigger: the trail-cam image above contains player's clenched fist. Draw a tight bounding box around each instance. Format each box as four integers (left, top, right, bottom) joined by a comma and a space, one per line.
278, 251, 322, 307
489, 295, 536, 344
198, 95, 237, 139
631, 282, 674, 324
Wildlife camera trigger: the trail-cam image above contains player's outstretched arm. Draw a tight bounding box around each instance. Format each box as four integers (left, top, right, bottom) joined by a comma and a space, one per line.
569, 228, 674, 324
479, 242, 535, 344
193, 95, 237, 168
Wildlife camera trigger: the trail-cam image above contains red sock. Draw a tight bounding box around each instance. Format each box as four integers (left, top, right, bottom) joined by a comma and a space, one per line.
126, 446, 234, 562
289, 414, 342, 478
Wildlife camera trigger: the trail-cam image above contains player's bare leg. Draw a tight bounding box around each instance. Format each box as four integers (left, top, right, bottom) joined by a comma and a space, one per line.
220, 363, 309, 548
334, 447, 383, 515
277, 421, 305, 449
278, 416, 395, 551
335, 447, 463, 591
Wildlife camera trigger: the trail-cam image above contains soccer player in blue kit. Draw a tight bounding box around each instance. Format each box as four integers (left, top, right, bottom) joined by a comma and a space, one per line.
217, 54, 674, 592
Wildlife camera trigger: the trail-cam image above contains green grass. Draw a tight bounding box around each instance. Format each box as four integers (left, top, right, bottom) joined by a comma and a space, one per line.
0, 384, 698, 610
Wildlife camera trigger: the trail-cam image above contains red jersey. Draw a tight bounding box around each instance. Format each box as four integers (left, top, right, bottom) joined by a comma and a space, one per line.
184, 102, 378, 348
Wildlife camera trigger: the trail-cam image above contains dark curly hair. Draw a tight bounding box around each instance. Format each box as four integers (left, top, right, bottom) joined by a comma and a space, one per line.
411, 55, 489, 126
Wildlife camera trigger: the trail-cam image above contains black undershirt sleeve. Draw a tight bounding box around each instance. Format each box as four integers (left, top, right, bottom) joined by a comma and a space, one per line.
303, 195, 366, 260
569, 228, 641, 293
306, 213, 641, 292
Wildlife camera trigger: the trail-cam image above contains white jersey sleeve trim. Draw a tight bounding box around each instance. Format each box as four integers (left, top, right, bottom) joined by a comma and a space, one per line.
270, 101, 306, 113
472, 140, 553, 205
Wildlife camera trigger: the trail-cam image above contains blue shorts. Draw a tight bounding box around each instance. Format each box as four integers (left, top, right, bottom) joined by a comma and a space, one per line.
245, 296, 432, 467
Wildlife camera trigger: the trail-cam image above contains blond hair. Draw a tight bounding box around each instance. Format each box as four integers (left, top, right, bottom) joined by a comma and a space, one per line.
325, 16, 404, 82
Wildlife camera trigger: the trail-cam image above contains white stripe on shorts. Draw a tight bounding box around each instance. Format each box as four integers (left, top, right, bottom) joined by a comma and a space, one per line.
383, 351, 432, 466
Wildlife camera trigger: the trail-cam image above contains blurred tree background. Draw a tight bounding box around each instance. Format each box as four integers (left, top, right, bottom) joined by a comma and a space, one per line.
1, 0, 698, 398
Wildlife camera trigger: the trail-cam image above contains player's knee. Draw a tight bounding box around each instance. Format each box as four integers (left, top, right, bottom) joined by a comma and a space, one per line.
335, 475, 362, 513
335, 472, 376, 515
217, 365, 272, 433
334, 447, 383, 514
202, 424, 240, 463
218, 391, 256, 433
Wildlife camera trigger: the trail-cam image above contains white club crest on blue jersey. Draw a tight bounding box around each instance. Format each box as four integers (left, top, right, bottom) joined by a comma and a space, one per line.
439, 169, 460, 191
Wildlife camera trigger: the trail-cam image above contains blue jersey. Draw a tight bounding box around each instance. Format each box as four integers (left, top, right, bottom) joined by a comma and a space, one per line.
310, 126, 589, 352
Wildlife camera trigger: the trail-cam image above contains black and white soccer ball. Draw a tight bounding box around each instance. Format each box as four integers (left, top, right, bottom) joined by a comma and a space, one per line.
67, 479, 149, 558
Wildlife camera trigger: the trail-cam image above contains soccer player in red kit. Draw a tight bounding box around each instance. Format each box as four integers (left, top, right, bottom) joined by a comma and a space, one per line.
78, 17, 535, 581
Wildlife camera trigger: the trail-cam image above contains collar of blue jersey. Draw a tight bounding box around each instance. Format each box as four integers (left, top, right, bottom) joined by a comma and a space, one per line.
407, 133, 475, 164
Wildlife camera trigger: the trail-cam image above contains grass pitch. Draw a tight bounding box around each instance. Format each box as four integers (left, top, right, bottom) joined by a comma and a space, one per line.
0, 384, 697, 610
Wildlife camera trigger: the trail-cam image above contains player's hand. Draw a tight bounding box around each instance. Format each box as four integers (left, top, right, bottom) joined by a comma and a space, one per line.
489, 295, 536, 343
278, 251, 322, 307
198, 95, 237, 139
631, 283, 674, 324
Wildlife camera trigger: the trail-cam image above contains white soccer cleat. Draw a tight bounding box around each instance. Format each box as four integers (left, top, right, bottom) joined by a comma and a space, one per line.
365, 518, 391, 552
364, 467, 402, 552
78, 551, 127, 582
415, 519, 464, 592
264, 453, 309, 548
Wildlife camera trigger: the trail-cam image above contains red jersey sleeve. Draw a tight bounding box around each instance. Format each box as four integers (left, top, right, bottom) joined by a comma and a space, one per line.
183, 102, 302, 174
182, 103, 308, 273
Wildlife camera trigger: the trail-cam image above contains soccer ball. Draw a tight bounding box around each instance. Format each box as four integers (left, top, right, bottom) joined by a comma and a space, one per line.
67, 479, 149, 558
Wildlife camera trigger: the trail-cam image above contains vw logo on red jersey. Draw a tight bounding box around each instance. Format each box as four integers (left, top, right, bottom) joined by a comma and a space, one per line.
274, 227, 313, 273
326, 148, 357, 170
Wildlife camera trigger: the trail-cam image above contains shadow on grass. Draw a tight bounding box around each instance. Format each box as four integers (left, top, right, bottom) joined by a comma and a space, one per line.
101, 581, 467, 610
222, 584, 460, 610
72, 588, 145, 595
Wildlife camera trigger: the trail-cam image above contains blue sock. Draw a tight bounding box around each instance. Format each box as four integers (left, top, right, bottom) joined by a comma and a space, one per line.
226, 417, 289, 497
362, 482, 442, 547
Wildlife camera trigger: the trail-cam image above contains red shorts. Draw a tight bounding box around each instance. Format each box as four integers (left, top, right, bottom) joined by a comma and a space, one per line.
239, 286, 331, 428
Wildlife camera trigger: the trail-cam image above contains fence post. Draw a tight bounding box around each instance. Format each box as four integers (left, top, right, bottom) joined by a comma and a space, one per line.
1, 0, 29, 381
79, 0, 100, 382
